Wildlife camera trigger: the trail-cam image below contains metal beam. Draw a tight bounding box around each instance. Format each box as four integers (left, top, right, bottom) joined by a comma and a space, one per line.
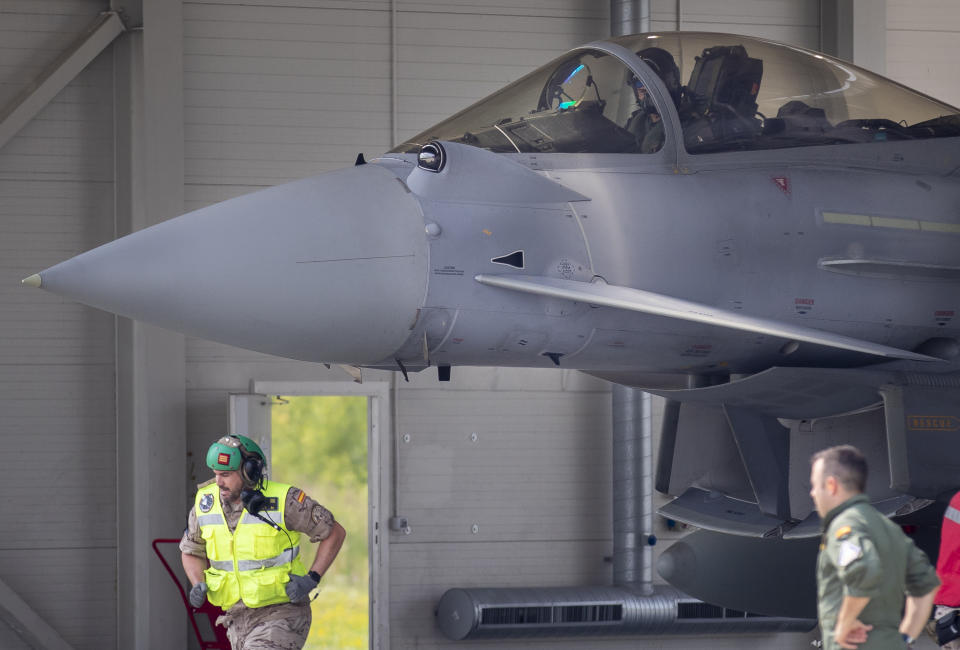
819, 0, 886, 73
0, 11, 125, 151
0, 575, 74, 650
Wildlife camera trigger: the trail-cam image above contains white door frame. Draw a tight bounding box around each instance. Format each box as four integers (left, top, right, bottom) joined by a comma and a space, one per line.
252, 380, 391, 650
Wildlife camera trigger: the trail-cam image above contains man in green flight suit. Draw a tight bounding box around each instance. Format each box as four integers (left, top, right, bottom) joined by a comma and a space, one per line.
810, 445, 939, 649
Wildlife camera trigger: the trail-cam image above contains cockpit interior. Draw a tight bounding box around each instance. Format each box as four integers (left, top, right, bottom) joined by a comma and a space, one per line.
392, 32, 960, 156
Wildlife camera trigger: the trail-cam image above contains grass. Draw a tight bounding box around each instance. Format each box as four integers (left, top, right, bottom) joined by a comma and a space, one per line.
272, 395, 370, 649
307, 575, 369, 649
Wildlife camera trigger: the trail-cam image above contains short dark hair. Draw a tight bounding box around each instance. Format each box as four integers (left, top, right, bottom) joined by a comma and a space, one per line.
812, 445, 868, 493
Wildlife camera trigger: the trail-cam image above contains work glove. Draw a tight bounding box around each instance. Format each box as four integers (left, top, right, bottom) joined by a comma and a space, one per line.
188, 582, 208, 608
285, 572, 320, 604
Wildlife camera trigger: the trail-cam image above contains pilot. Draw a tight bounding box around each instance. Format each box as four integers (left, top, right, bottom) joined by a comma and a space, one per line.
180, 434, 346, 649
810, 445, 939, 650
624, 75, 665, 153
624, 48, 682, 154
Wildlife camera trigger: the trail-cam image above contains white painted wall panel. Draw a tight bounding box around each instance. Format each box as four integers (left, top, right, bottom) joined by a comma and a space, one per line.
0, 1, 117, 647
183, 0, 392, 194
644, 0, 822, 48
396, 1, 607, 141
887, 0, 960, 107
395, 391, 611, 543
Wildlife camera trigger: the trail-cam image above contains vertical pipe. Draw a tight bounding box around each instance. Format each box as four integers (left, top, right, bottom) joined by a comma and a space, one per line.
390, 0, 398, 147
612, 384, 654, 594
610, 0, 650, 37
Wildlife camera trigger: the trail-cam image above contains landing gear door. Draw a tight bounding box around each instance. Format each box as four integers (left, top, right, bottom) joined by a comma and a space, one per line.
229, 393, 272, 466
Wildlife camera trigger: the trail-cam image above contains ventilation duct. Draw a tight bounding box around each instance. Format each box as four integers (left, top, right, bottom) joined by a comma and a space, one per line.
437, 585, 814, 640
435, 386, 816, 640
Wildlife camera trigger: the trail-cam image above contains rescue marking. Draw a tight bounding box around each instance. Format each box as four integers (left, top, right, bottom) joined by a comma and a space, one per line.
935, 310, 954, 326
772, 176, 790, 195
681, 343, 713, 358
907, 415, 960, 431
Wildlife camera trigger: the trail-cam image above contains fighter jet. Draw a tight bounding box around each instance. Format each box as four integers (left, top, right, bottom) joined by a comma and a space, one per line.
24, 32, 960, 616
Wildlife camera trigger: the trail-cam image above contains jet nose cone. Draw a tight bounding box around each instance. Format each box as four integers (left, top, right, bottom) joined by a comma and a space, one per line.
21, 274, 42, 288
32, 164, 427, 363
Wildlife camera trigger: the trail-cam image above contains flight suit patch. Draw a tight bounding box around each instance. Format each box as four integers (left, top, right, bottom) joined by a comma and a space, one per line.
835, 526, 852, 540
837, 540, 862, 567
264, 497, 279, 511
199, 493, 214, 513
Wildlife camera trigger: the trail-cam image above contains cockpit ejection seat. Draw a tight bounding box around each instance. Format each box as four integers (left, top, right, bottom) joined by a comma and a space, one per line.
682, 44, 764, 148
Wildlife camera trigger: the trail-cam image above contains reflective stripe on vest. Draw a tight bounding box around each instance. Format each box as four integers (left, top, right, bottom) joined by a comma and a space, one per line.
237, 546, 300, 571
197, 513, 225, 527
241, 510, 282, 526
946, 505, 960, 526
209, 545, 300, 572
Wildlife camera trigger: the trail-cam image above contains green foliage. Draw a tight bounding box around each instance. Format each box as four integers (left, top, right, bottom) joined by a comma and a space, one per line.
272, 395, 367, 488
272, 396, 369, 650
308, 576, 369, 649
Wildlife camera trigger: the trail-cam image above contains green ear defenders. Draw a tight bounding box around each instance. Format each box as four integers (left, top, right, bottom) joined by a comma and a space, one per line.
206, 434, 266, 487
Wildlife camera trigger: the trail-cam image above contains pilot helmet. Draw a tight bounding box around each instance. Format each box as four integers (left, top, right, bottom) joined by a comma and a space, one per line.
636, 46, 681, 105
206, 434, 266, 487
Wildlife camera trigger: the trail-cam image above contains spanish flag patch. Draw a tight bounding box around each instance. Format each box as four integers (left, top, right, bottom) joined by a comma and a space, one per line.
297, 490, 306, 504
835, 525, 852, 540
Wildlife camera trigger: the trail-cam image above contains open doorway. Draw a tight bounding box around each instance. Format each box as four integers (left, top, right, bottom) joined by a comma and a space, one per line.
272, 395, 368, 650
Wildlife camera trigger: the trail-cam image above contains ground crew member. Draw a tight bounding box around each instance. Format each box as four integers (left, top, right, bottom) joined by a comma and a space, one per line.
933, 490, 960, 648
810, 445, 939, 650
180, 434, 346, 649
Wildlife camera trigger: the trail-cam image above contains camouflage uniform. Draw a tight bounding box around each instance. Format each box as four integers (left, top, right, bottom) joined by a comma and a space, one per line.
181, 481, 336, 649
817, 494, 940, 650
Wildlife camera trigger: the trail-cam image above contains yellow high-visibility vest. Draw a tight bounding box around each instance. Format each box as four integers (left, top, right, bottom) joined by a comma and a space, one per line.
194, 480, 306, 609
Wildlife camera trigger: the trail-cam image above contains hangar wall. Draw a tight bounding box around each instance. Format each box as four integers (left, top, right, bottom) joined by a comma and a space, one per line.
888, 0, 960, 108
1, 1, 118, 648
180, 2, 822, 650
1, 0, 960, 648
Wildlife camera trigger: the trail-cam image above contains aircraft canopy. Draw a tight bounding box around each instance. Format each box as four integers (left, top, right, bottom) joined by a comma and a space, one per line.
391, 32, 960, 156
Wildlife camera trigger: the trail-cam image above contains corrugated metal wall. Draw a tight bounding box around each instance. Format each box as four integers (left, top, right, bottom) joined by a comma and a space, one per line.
390, 369, 614, 647
3, 0, 960, 647
887, 0, 960, 107
0, 1, 117, 648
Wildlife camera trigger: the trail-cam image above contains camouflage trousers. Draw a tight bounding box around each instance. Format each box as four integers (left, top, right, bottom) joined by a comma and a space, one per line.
218, 602, 312, 649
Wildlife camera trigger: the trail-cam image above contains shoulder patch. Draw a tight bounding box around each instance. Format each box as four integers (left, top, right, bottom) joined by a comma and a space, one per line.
837, 540, 863, 568
297, 490, 306, 504
835, 525, 853, 540
199, 493, 214, 513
